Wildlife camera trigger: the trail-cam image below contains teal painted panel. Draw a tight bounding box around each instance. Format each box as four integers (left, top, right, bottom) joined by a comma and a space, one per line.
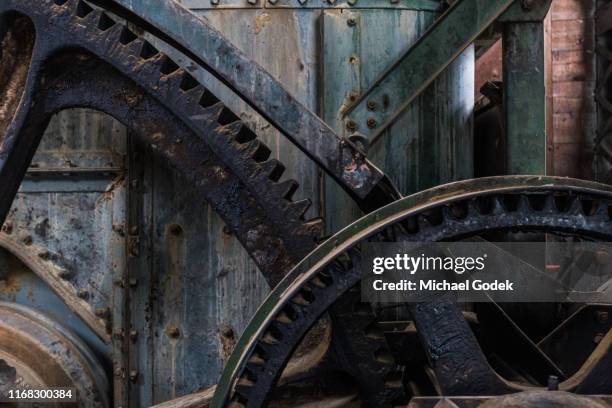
323, 9, 474, 233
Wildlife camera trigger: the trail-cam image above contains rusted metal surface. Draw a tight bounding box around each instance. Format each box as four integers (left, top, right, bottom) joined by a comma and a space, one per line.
0, 302, 109, 406
91, 0, 401, 206
211, 176, 612, 407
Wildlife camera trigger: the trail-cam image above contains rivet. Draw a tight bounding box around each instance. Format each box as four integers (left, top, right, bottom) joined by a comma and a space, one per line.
1, 222, 12, 234
129, 370, 138, 382
347, 0, 357, 5
129, 330, 138, 342
114, 329, 124, 340
167, 325, 181, 339
594, 333, 604, 344
21, 235, 32, 246
37, 250, 50, 260
95, 307, 110, 319
210, 0, 219, 4
346, 120, 358, 132
367, 100, 377, 111
347, 17, 357, 27
129, 278, 138, 288
129, 225, 139, 235
58, 269, 72, 280
247, 0, 257, 4
367, 118, 377, 129
78, 289, 89, 299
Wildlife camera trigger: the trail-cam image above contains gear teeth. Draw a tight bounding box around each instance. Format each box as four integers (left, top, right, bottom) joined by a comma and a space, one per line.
288, 199, 311, 219
199, 89, 221, 108
198, 102, 226, 123
179, 72, 199, 91
417, 214, 433, 229
275, 311, 293, 324
227, 399, 246, 408
568, 196, 584, 216
260, 328, 281, 345
260, 159, 285, 181
218, 107, 240, 126
139, 40, 159, 59
119, 26, 138, 45
492, 197, 505, 215
543, 194, 556, 213
159, 56, 180, 75
517, 195, 531, 212
179, 85, 206, 109
75, 0, 93, 18
274, 180, 299, 200
222, 120, 257, 144
97, 12, 116, 31
242, 140, 271, 162
100, 22, 124, 45
310, 270, 332, 288
593, 201, 608, 217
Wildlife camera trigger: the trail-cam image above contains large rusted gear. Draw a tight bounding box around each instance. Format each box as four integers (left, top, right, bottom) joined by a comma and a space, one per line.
212, 176, 612, 407
0, 0, 400, 406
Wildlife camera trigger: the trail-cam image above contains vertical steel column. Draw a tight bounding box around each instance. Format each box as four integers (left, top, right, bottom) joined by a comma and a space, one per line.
501, 1, 553, 174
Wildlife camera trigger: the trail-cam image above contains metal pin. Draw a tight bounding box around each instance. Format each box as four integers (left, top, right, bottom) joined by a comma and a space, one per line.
547, 375, 559, 391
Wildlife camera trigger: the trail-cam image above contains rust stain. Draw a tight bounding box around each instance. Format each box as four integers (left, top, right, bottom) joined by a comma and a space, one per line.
254, 13, 271, 35
0, 271, 21, 295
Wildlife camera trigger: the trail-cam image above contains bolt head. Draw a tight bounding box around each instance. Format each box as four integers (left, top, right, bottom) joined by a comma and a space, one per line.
347, 17, 357, 27
346, 120, 358, 132
367, 118, 377, 129
167, 325, 181, 339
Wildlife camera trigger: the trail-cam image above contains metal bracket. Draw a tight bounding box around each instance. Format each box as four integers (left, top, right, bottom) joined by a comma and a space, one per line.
342, 0, 552, 145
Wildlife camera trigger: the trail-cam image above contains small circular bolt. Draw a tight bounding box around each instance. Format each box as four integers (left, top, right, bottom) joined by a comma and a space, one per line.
367, 118, 377, 129
77, 289, 89, 299
346, 120, 358, 132
1, 222, 13, 234
594, 333, 605, 344
367, 100, 377, 111
129, 370, 138, 383
129, 278, 138, 288
347, 17, 357, 27
167, 325, 181, 339
129, 330, 138, 342
21, 235, 32, 246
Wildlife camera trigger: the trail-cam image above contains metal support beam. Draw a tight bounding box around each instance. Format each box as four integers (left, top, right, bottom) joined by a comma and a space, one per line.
343, 0, 517, 143
502, 19, 551, 174
342, 0, 553, 146
97, 0, 399, 205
